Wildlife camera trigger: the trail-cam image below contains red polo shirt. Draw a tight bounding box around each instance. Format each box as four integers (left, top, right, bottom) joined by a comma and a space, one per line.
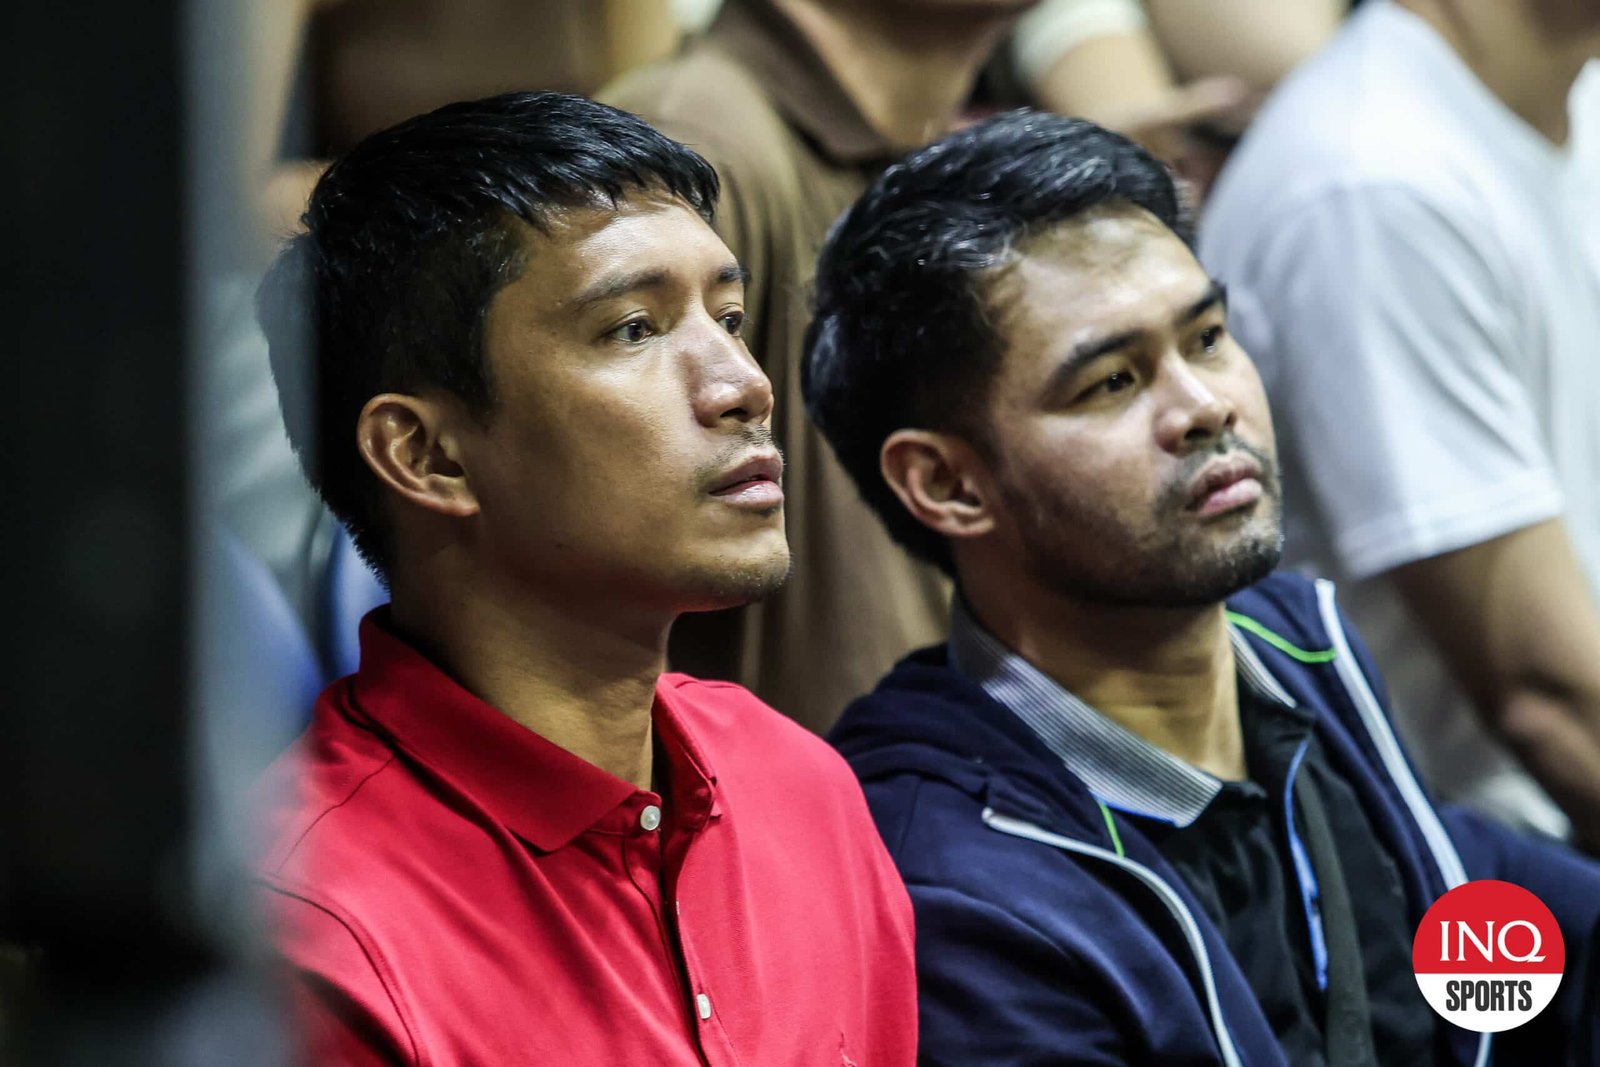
256, 615, 917, 1066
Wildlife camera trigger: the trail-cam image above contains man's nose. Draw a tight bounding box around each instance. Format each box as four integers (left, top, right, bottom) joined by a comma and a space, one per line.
1154, 360, 1235, 453
690, 319, 774, 428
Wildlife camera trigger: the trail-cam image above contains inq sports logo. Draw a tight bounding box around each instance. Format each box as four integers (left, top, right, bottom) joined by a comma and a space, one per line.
1412, 880, 1564, 1033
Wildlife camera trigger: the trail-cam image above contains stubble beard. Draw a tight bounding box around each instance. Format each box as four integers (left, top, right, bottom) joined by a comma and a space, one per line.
1007, 440, 1286, 609
677, 540, 793, 613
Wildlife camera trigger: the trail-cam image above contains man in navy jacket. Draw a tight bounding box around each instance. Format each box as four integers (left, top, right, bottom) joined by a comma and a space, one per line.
801, 111, 1600, 1066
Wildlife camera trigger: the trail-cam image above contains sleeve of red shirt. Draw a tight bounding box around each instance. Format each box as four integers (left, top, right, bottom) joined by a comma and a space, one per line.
265, 883, 418, 1066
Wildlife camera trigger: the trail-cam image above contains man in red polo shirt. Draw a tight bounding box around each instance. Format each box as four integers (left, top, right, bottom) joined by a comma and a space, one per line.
252, 91, 916, 1065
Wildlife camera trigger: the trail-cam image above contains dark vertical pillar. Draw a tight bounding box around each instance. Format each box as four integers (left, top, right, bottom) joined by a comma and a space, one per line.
1, 3, 283, 1063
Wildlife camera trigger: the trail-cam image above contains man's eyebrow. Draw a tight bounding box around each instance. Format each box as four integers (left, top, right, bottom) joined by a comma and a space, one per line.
1178, 279, 1228, 325
1044, 326, 1142, 397
572, 261, 749, 309
572, 268, 671, 310
1044, 280, 1230, 395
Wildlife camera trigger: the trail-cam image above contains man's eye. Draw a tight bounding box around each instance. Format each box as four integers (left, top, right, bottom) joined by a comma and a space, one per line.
719, 311, 746, 336
610, 319, 654, 344
1076, 370, 1137, 404
1198, 325, 1225, 353
1100, 370, 1136, 395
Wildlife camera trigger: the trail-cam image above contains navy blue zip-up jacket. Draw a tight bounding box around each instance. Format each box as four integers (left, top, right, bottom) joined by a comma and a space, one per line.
831, 572, 1600, 1066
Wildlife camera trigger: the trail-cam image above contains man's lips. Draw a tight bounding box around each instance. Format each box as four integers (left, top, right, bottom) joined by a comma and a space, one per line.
708, 451, 785, 508
1185, 454, 1264, 519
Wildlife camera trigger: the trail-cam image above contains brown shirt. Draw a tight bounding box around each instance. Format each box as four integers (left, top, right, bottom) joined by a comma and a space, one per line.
602, 0, 950, 734
307, 0, 680, 154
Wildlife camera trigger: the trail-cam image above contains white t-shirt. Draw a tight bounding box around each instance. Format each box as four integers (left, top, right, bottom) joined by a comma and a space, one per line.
1201, 0, 1600, 835
1010, 0, 1148, 85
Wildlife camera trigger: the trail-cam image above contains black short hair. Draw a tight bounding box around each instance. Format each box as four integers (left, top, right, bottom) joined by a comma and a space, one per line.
257, 91, 721, 580
801, 111, 1192, 574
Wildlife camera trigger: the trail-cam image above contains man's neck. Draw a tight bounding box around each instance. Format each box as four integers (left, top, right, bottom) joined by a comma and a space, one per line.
1400, 0, 1593, 145
389, 567, 669, 791
775, 0, 1021, 149
964, 576, 1246, 780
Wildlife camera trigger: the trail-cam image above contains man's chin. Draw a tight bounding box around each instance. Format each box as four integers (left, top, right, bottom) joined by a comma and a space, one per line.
1033, 529, 1283, 610
676, 551, 793, 614
1166, 538, 1283, 606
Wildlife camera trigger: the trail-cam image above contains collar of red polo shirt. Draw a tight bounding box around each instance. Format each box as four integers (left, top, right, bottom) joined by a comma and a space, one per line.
346, 611, 722, 849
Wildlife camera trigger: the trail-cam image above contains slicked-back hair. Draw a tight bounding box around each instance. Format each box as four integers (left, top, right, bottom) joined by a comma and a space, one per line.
801, 111, 1193, 575
257, 91, 721, 581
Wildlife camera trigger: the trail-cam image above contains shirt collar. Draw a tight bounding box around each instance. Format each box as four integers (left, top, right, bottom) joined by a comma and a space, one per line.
949, 595, 1301, 827
706, 0, 897, 165
346, 611, 718, 852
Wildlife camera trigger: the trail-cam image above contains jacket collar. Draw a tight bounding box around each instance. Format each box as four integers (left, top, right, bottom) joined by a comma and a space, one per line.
832, 645, 1115, 845
948, 596, 1304, 827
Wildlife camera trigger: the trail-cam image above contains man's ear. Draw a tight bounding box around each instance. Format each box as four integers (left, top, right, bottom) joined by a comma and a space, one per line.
356, 393, 480, 518
880, 429, 995, 543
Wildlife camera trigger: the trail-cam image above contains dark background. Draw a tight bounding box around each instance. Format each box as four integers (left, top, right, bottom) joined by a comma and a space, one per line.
2, 3, 282, 1062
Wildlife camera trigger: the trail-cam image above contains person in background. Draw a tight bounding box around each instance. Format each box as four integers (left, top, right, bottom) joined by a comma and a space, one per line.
1011, 0, 1346, 199
253, 91, 916, 1065
602, 0, 1038, 734
1201, 0, 1600, 844
804, 110, 1600, 1066
251, 0, 682, 253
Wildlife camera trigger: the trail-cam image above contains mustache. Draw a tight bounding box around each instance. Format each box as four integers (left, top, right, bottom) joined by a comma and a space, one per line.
694, 425, 782, 488
1157, 433, 1276, 511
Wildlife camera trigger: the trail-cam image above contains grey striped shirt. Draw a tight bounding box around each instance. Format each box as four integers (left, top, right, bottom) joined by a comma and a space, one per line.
949, 596, 1299, 828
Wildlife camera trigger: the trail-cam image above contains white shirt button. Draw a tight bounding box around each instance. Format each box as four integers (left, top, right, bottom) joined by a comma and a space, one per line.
640, 805, 662, 832
696, 993, 713, 1020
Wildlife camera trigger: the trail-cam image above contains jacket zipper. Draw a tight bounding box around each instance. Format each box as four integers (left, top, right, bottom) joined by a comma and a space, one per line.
1281, 741, 1330, 991
980, 807, 1246, 1067
1313, 578, 1491, 1067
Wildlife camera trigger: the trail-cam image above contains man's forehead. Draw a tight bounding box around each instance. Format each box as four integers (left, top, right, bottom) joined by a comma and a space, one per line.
989, 208, 1206, 336
1012, 204, 1190, 281
528, 193, 717, 260
502, 194, 733, 306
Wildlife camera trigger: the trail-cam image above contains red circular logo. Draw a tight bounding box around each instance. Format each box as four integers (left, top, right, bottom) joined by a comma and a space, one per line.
1412, 879, 1564, 1032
